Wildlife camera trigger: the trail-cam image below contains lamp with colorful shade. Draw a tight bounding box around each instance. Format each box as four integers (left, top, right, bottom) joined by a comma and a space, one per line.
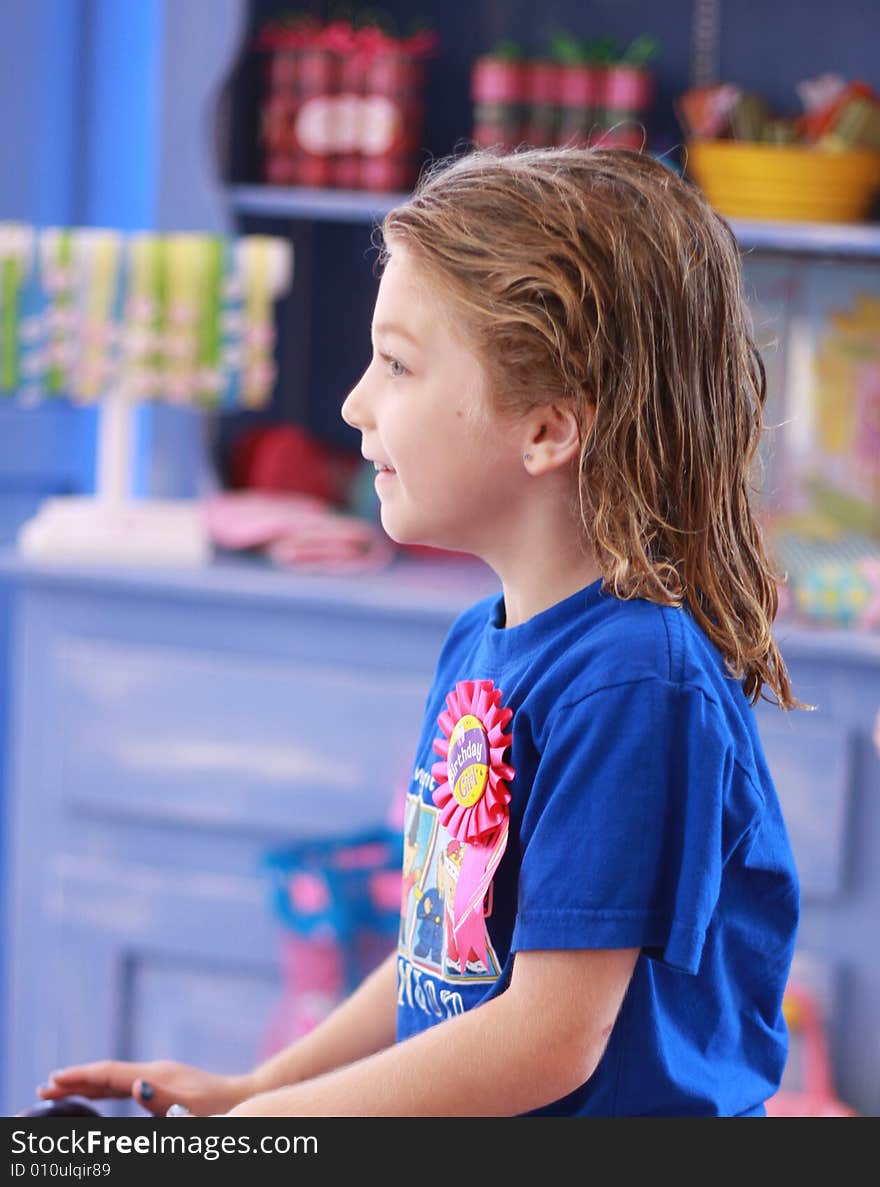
0, 223, 293, 565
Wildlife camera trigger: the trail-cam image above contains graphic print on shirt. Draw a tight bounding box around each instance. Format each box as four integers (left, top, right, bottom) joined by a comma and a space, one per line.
399, 793, 426, 945
399, 792, 501, 981
399, 678, 515, 985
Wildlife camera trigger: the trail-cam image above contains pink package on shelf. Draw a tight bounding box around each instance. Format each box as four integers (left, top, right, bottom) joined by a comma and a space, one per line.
201, 491, 327, 548
200, 491, 396, 573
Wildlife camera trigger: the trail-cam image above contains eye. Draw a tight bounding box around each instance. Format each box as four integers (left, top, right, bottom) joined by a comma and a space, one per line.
381, 354, 408, 379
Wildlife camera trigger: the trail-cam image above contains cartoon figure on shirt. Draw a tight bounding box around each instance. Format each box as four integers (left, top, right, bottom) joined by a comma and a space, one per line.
440, 838, 491, 977
409, 827, 500, 979
412, 876, 445, 964
400, 798, 424, 944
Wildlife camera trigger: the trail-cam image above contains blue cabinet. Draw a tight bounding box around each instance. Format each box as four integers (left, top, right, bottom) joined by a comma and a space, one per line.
1, 551, 879, 1116
0, 551, 499, 1116
754, 631, 880, 1116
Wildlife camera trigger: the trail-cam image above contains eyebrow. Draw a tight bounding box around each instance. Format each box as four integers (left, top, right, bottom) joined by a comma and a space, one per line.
372, 321, 422, 348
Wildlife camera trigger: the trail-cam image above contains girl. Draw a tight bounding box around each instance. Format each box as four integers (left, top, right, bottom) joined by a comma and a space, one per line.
38, 146, 801, 1117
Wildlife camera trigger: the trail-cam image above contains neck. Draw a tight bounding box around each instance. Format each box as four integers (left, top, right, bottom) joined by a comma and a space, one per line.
477, 479, 602, 629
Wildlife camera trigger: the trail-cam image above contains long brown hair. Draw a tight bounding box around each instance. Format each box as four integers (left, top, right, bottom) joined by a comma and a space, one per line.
382, 146, 802, 709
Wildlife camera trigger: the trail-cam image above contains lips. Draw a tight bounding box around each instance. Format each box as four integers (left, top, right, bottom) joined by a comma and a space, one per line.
366, 457, 396, 475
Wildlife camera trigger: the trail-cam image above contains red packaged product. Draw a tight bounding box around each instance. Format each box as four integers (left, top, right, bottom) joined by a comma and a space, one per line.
291, 28, 341, 188
470, 51, 527, 150
256, 18, 316, 185
590, 124, 644, 150
331, 25, 368, 189
602, 63, 653, 113
557, 60, 605, 148
800, 79, 876, 143
266, 45, 301, 92
592, 62, 653, 148
360, 29, 435, 192
675, 83, 740, 140
520, 59, 560, 148
261, 92, 296, 184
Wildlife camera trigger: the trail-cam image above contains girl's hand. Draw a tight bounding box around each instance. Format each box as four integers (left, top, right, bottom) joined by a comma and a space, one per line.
37, 1060, 257, 1118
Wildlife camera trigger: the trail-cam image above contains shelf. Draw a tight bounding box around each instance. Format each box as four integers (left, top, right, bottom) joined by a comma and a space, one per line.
227, 184, 410, 225
729, 217, 880, 260
229, 185, 880, 259
2, 545, 876, 664
0, 547, 501, 619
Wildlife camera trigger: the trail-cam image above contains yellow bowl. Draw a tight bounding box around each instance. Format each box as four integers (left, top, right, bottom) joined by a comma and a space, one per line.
685, 140, 880, 223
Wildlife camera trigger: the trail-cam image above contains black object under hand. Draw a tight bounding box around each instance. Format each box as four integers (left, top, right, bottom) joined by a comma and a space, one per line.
17, 1096, 104, 1118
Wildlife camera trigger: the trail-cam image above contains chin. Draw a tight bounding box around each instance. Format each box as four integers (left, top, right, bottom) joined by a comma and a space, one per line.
376, 507, 411, 543
379, 512, 442, 552
377, 512, 408, 546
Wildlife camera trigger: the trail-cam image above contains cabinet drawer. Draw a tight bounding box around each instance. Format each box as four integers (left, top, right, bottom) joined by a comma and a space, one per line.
39, 857, 283, 1115
757, 711, 852, 901
53, 634, 429, 836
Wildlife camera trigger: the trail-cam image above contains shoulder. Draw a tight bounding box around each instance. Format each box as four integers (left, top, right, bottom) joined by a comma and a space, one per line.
548, 592, 726, 704
525, 592, 761, 759
523, 598, 768, 809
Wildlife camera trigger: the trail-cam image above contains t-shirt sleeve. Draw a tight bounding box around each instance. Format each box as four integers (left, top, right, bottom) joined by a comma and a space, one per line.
511, 677, 754, 974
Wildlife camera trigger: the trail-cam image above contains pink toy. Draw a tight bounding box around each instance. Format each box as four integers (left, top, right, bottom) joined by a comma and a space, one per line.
260, 934, 345, 1055
765, 982, 857, 1116
201, 490, 396, 573
258, 827, 403, 1058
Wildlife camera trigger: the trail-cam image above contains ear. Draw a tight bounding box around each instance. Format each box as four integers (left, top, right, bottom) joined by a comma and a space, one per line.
523, 400, 591, 474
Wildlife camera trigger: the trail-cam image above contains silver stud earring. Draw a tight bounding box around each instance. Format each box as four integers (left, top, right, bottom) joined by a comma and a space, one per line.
523, 452, 532, 461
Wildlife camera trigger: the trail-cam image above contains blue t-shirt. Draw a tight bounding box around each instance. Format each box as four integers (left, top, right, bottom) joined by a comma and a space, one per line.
395, 577, 800, 1116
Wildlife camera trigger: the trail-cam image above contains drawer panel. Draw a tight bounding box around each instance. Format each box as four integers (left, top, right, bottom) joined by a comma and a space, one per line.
40, 864, 283, 1118
54, 634, 429, 836
757, 710, 852, 901
129, 961, 281, 1094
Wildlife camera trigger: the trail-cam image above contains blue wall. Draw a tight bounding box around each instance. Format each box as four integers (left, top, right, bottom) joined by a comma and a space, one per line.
78, 0, 164, 230
0, 0, 245, 516
0, 0, 84, 226
0, 2, 239, 1088
0, 0, 97, 524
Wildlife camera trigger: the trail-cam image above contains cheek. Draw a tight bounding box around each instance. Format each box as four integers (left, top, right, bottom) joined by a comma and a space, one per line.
388, 418, 449, 476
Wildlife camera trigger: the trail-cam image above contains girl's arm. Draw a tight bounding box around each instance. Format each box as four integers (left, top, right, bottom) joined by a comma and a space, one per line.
228, 946, 639, 1117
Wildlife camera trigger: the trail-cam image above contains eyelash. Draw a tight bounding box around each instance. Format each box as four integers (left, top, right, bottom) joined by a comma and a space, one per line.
380, 353, 408, 379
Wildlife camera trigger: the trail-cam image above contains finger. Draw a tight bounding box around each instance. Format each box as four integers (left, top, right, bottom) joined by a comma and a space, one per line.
39, 1079, 118, 1101
133, 1079, 177, 1118
37, 1083, 85, 1100
41, 1062, 142, 1100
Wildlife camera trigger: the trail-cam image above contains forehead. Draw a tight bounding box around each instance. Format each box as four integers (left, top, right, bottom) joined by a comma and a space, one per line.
373, 245, 451, 343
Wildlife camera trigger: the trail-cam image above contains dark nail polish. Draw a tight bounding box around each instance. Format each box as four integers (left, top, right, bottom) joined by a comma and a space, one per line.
140, 1082, 154, 1101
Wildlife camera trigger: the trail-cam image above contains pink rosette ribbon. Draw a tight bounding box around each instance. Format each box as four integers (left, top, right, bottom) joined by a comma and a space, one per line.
431, 679, 515, 973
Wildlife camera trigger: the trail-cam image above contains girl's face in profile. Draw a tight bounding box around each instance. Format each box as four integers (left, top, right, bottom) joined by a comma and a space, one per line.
341, 244, 524, 558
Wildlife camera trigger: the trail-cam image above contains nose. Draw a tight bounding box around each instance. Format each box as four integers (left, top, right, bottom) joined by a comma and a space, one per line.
340, 368, 372, 431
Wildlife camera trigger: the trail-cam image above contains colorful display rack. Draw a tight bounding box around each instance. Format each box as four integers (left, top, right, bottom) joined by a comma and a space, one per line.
0, 223, 293, 565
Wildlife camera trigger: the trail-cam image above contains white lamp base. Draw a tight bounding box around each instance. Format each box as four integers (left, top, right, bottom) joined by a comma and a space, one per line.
17, 496, 212, 567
